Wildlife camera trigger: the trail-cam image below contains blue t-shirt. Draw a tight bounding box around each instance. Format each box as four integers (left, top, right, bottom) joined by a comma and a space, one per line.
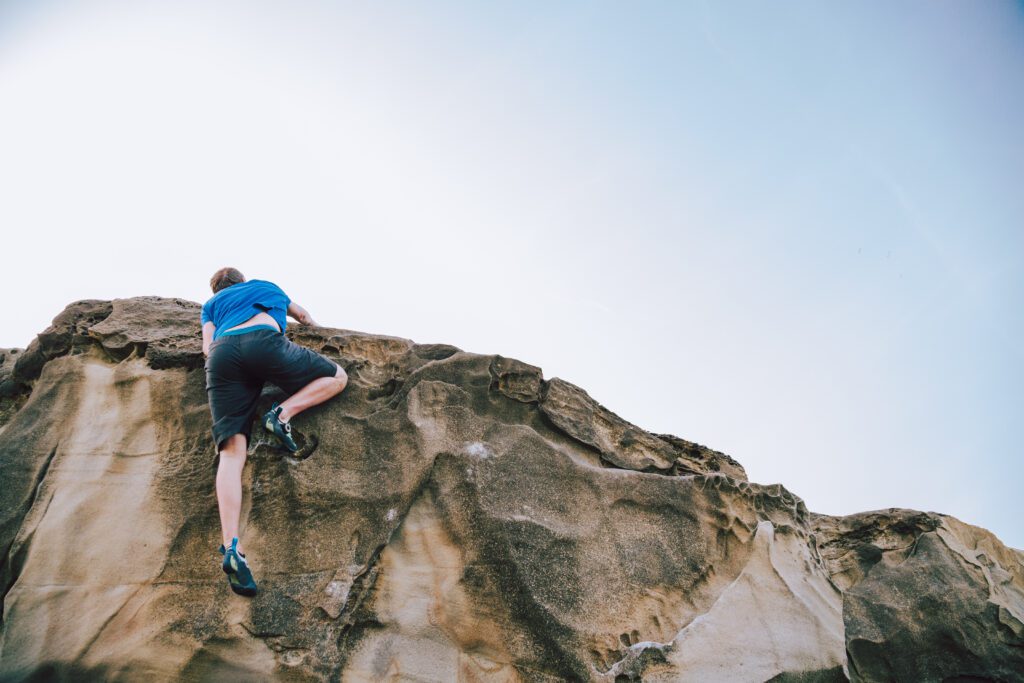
201, 280, 291, 340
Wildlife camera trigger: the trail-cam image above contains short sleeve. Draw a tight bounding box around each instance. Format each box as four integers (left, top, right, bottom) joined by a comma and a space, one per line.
273, 282, 291, 306
201, 300, 212, 325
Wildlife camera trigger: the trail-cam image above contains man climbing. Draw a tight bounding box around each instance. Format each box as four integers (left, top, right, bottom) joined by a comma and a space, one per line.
201, 267, 348, 597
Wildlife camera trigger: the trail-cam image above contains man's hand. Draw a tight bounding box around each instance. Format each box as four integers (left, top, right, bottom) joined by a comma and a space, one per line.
287, 302, 318, 327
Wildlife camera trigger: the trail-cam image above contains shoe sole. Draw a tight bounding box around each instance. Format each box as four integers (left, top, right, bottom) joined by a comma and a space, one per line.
288, 433, 319, 461
227, 574, 257, 597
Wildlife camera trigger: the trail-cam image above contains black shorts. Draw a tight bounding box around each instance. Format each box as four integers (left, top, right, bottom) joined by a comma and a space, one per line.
205, 328, 337, 452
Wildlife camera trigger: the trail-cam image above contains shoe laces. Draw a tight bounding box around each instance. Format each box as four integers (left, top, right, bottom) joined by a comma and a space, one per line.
220, 540, 247, 562
271, 405, 290, 430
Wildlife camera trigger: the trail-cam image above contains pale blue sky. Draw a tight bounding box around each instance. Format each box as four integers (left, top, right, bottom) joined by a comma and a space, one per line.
1, 1, 1021, 548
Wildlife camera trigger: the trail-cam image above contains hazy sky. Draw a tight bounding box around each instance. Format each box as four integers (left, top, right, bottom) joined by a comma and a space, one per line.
1, 1, 1021, 549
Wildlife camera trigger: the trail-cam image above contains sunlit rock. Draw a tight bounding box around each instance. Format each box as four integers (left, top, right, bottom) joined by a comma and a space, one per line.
1, 297, 1021, 681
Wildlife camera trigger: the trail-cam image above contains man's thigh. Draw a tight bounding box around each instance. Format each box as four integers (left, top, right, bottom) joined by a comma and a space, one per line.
206, 341, 264, 451
246, 333, 337, 396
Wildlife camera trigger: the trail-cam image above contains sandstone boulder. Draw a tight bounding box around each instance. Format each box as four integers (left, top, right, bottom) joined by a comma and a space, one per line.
0, 297, 1021, 682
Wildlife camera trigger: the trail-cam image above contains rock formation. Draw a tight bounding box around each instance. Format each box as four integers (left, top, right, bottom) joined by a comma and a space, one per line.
0, 297, 1021, 682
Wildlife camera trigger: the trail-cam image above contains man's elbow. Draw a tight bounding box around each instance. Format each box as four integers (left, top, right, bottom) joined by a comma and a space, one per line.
293, 306, 316, 326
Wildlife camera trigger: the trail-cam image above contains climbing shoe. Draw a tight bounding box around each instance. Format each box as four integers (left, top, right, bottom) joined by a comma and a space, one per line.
263, 402, 298, 453
219, 538, 257, 597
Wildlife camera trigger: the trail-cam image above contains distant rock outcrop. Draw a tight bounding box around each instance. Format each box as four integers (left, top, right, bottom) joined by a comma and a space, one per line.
1, 298, 1021, 682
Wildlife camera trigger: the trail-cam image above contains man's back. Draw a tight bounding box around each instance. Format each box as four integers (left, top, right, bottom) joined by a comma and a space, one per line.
201, 280, 290, 340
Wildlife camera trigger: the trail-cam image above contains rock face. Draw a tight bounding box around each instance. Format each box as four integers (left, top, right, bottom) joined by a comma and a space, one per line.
0, 298, 1021, 682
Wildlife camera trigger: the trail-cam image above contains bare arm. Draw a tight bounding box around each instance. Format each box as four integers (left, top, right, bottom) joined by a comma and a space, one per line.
287, 302, 318, 327
202, 321, 216, 357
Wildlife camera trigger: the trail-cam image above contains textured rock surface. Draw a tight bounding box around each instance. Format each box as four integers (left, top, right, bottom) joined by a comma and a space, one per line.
813, 511, 1024, 681
0, 297, 1021, 682
0, 349, 27, 427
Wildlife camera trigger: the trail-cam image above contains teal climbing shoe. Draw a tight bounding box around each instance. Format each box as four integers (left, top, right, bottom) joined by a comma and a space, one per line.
219, 538, 257, 597
263, 403, 298, 453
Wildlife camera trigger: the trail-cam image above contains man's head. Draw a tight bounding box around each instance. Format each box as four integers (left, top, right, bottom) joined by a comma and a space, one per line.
210, 267, 245, 293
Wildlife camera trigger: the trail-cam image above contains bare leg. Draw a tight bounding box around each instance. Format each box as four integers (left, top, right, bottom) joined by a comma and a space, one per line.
216, 433, 248, 553
278, 364, 348, 422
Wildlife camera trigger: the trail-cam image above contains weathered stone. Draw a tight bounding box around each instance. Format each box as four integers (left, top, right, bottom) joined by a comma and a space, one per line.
0, 297, 1021, 682
656, 432, 747, 480
489, 355, 543, 403
11, 299, 112, 386
814, 510, 1024, 681
0, 348, 28, 428
87, 296, 204, 368
540, 377, 680, 473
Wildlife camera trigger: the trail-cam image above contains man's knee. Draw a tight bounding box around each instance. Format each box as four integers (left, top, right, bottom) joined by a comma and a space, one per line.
333, 363, 348, 392
219, 434, 247, 460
